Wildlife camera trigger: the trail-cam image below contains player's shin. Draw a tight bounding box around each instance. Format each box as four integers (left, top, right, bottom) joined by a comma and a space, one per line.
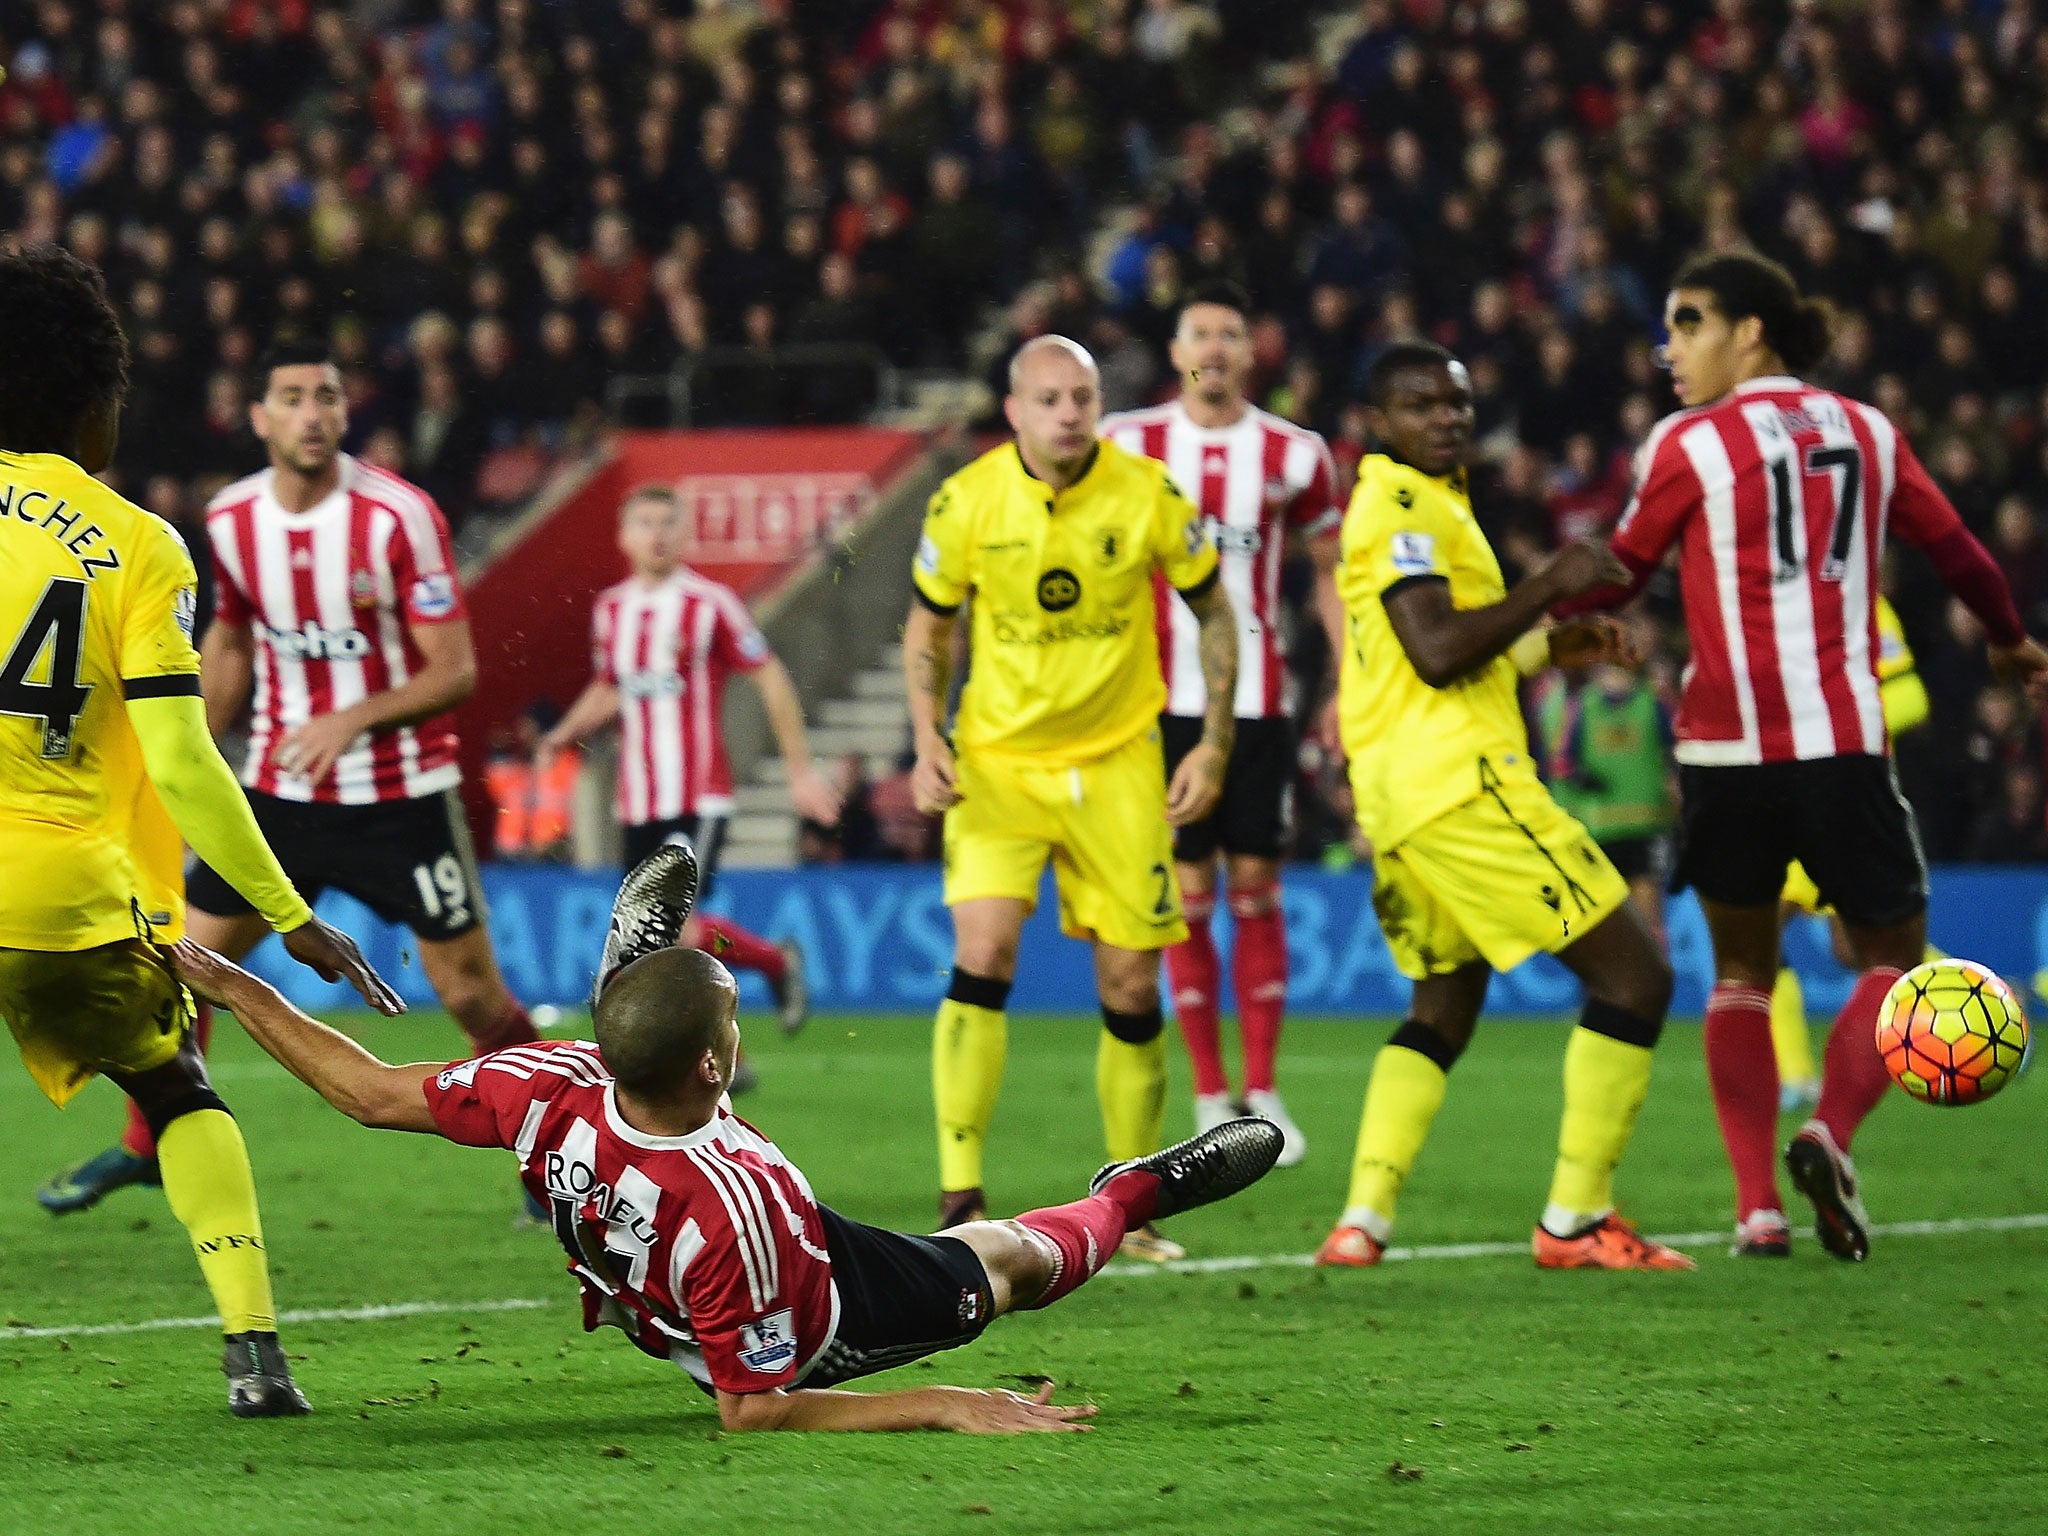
1705, 982, 1782, 1221
1769, 966, 1817, 1090
1011, 1189, 1143, 1309
691, 914, 787, 981
1341, 1022, 1456, 1239
1229, 884, 1287, 1094
1545, 1000, 1660, 1235
1163, 891, 1227, 1098
1814, 967, 1905, 1152
1097, 1006, 1167, 1162
934, 970, 1010, 1194
157, 1102, 276, 1335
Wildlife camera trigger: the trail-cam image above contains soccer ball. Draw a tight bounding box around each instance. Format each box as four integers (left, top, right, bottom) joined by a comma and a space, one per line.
1875, 959, 2030, 1106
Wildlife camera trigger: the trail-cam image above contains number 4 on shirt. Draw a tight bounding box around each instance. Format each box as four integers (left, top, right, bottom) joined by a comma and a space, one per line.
0, 577, 91, 759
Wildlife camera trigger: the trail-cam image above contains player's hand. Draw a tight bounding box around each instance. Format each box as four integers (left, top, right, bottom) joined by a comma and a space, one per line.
789, 764, 842, 827
1540, 540, 1632, 601
912, 734, 962, 815
1548, 615, 1638, 669
1989, 638, 2048, 705
938, 1381, 1096, 1434
166, 937, 271, 1012
1167, 737, 1228, 827
274, 710, 367, 785
281, 915, 406, 1015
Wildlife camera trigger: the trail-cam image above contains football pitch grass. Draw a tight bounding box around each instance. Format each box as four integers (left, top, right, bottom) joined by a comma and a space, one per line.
2, 1011, 2044, 1534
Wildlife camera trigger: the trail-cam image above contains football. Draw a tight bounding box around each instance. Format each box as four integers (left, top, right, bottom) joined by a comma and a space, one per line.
1875, 959, 2031, 1106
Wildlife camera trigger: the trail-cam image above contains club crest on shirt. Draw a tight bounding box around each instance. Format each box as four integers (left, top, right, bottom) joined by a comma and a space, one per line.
1037, 568, 1081, 612
350, 570, 379, 608
737, 1309, 799, 1374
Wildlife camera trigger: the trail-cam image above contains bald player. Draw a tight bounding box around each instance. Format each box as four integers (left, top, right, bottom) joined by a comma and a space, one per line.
163, 868, 1283, 1431
903, 335, 1237, 1261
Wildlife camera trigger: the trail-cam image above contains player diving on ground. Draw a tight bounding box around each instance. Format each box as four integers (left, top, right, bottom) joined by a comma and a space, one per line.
163, 844, 1284, 1432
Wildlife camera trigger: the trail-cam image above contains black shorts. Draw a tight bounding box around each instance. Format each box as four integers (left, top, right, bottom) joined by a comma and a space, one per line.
186, 788, 486, 941
620, 813, 729, 899
1672, 755, 1927, 926
1601, 833, 1669, 885
801, 1206, 995, 1388
1160, 714, 1294, 863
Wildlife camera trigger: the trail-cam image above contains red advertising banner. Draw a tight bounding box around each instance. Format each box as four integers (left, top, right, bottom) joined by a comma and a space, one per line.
455, 427, 927, 833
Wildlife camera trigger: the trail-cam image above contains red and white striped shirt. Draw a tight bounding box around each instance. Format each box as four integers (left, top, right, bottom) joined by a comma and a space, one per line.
423, 1040, 838, 1395
1102, 400, 1340, 718
592, 568, 770, 825
1611, 377, 1968, 766
208, 456, 466, 804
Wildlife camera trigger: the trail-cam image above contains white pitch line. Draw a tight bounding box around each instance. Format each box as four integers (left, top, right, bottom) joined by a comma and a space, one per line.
7, 1212, 2046, 1340
2, 1296, 553, 1341
1101, 1209, 2048, 1277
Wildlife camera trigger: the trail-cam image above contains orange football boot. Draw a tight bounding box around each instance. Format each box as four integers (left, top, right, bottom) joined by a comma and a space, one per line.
1531, 1213, 1695, 1270
1314, 1225, 1386, 1267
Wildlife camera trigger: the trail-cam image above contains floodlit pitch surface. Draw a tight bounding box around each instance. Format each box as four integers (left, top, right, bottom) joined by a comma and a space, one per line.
2, 1013, 2043, 1533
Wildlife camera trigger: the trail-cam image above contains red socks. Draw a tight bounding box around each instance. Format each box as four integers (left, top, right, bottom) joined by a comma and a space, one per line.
1014, 1171, 1157, 1309
1230, 885, 1287, 1094
123, 1000, 215, 1159
686, 915, 786, 983
1704, 982, 1780, 1221
1164, 891, 1227, 1097
1816, 967, 1902, 1153
467, 1000, 540, 1055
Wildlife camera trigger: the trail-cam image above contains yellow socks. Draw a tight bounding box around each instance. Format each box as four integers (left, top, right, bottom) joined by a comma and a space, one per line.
1341, 1042, 1450, 1238
1769, 965, 1816, 1086
933, 981, 1009, 1193
157, 1108, 276, 1335
1097, 1010, 1167, 1163
1546, 1004, 1659, 1229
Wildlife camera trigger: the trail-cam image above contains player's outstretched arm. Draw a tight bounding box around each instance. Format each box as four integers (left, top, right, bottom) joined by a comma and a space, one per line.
1386, 541, 1631, 689
750, 652, 841, 826
902, 600, 962, 814
128, 691, 403, 1015
715, 1381, 1095, 1434
166, 939, 437, 1132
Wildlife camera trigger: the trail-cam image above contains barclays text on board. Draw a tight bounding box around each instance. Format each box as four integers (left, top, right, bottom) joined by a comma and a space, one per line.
238, 864, 2046, 1018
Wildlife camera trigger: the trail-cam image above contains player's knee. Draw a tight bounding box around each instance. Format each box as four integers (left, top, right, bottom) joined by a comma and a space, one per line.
946, 968, 1012, 1012
1101, 1002, 1163, 1043
954, 935, 1020, 982
985, 1218, 1056, 1305
1388, 1018, 1468, 1072
1225, 881, 1280, 920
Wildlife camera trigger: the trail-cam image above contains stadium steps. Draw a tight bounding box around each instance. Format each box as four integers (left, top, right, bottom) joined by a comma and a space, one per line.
725, 642, 911, 869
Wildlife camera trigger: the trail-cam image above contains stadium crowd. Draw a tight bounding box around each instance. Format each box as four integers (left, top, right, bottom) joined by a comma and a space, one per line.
5, 0, 2048, 861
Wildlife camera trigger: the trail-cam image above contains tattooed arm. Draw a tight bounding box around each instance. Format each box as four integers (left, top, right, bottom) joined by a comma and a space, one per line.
1165, 579, 1237, 827
903, 599, 962, 813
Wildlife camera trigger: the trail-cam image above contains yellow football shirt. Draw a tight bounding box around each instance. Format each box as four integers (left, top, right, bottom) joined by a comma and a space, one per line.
0, 452, 202, 950
1336, 453, 1536, 848
912, 439, 1219, 766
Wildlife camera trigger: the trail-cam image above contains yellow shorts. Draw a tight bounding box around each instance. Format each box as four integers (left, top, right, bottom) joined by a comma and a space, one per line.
0, 940, 192, 1107
943, 727, 1187, 952
1372, 773, 1630, 980
1781, 861, 1827, 916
